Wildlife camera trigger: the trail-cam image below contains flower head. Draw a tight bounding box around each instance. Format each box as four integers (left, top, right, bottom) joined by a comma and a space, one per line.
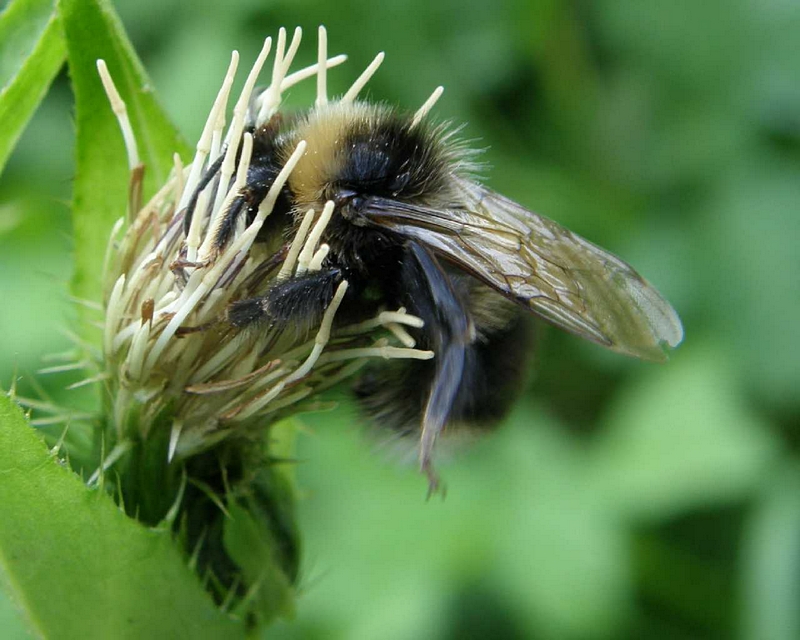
100, 27, 435, 462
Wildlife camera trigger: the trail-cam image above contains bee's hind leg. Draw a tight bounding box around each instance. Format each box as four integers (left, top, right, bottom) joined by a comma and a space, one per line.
401, 241, 474, 497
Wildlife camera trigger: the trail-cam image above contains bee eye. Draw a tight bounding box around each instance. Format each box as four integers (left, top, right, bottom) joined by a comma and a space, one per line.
333, 188, 365, 212
332, 188, 370, 225
342, 196, 368, 224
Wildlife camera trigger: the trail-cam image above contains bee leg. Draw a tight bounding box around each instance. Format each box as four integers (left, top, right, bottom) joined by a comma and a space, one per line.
227, 268, 343, 338
212, 192, 250, 250
420, 342, 464, 497
448, 312, 532, 427
213, 170, 287, 250
402, 242, 473, 495
182, 151, 226, 235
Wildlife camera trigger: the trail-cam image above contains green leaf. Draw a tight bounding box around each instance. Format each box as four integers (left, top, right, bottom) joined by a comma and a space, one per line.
285, 405, 632, 640
224, 500, 296, 625
589, 342, 780, 520
740, 464, 800, 640
223, 421, 300, 627
59, 0, 190, 335
0, 0, 66, 175
0, 393, 244, 639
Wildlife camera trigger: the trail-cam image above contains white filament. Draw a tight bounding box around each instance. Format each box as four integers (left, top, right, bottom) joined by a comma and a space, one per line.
342, 52, 385, 103
411, 86, 444, 128
96, 60, 140, 170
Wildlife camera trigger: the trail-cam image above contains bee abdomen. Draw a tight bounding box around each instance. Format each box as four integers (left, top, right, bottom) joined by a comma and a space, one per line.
354, 306, 532, 438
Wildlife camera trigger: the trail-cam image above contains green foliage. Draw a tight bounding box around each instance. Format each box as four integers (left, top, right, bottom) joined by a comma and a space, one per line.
0, 393, 243, 639
1, 0, 799, 638
1, 1, 297, 636
741, 466, 800, 640
59, 0, 190, 338
0, 0, 65, 176
590, 345, 779, 519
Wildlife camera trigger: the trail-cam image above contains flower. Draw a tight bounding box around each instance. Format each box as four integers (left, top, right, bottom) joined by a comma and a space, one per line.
82, 26, 442, 622
99, 27, 434, 464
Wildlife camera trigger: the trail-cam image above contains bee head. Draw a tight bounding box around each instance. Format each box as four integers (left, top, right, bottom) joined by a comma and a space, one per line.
283, 101, 452, 225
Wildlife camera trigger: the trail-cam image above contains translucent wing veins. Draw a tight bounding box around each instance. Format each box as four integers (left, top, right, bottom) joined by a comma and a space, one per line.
364, 177, 684, 361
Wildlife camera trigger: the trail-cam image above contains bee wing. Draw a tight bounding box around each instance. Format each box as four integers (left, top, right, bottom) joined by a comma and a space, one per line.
364, 178, 683, 361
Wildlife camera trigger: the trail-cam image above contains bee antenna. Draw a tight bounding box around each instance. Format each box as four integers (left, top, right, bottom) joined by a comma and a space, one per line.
341, 52, 385, 103
411, 86, 445, 128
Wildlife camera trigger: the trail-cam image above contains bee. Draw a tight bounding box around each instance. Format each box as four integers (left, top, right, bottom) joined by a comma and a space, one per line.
183, 100, 683, 492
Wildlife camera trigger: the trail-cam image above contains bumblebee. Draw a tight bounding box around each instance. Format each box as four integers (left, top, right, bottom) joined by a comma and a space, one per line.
184, 100, 683, 492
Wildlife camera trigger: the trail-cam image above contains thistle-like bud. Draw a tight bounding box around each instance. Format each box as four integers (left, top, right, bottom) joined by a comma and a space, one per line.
93, 27, 434, 621
101, 29, 431, 462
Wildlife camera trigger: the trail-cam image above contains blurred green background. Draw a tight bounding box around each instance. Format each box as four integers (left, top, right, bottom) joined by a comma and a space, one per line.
1, 0, 799, 638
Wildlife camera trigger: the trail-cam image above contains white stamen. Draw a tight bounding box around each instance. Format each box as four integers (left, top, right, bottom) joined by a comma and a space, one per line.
318, 345, 434, 364
254, 140, 307, 224
145, 285, 208, 373
184, 52, 240, 259
337, 308, 425, 337
281, 54, 347, 91
273, 27, 287, 81
296, 200, 334, 276
146, 140, 306, 373
341, 52, 385, 103
256, 27, 303, 124
96, 60, 140, 170
112, 322, 138, 354
283, 27, 304, 76
308, 244, 330, 272
230, 381, 286, 421
201, 132, 254, 255
259, 387, 313, 415
187, 360, 283, 395
411, 86, 444, 128
315, 25, 329, 107
127, 322, 152, 381
236, 281, 349, 420
277, 208, 315, 281
190, 339, 241, 383
181, 51, 239, 212
211, 39, 272, 227
386, 323, 416, 348
285, 280, 348, 383
155, 291, 177, 311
